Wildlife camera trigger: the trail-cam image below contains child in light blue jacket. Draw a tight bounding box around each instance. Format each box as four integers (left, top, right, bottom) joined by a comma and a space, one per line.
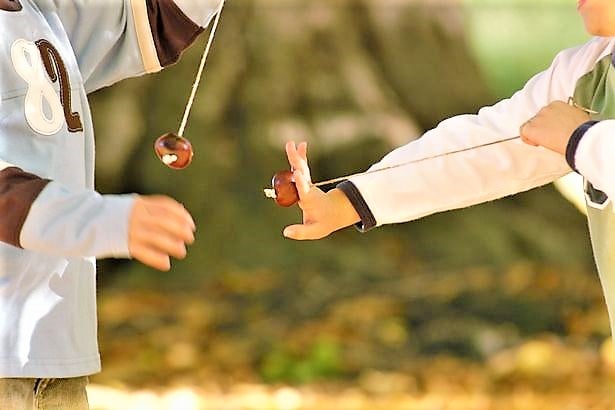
0, 1, 220, 407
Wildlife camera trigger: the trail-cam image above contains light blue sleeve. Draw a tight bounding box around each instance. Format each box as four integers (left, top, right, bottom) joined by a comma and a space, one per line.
36, 0, 147, 93
35, 0, 221, 93
174, 0, 220, 27
20, 182, 136, 258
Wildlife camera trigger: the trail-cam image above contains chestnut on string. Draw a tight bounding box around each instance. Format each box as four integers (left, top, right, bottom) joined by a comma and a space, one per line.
264, 135, 532, 208
153, 0, 226, 170
264, 170, 300, 207
154, 132, 194, 170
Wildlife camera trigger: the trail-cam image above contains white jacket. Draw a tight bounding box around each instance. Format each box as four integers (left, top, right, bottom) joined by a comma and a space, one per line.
341, 36, 615, 336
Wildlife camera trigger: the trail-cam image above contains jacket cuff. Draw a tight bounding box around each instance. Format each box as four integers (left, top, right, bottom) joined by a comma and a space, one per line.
337, 181, 377, 232
100, 195, 137, 258
566, 120, 600, 173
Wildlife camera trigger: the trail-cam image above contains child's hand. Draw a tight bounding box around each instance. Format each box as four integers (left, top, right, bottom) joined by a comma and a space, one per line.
283, 141, 360, 240
128, 195, 196, 271
520, 101, 590, 154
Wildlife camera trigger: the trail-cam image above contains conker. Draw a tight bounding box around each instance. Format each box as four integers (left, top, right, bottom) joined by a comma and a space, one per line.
271, 170, 299, 207
154, 132, 194, 169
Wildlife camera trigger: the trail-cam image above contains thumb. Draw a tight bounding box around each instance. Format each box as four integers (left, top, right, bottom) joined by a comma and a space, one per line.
283, 223, 328, 241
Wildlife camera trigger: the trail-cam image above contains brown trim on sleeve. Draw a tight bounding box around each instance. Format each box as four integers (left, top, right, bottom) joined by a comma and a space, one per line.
146, 0, 205, 67
566, 120, 600, 173
0, 167, 50, 248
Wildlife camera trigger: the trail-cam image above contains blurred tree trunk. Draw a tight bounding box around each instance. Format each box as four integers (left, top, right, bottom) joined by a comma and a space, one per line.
91, 0, 504, 283
92, 0, 491, 191
90, 2, 596, 381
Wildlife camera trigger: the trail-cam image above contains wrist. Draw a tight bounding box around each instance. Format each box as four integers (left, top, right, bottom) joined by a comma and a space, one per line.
566, 120, 600, 173
328, 188, 361, 229
336, 181, 377, 232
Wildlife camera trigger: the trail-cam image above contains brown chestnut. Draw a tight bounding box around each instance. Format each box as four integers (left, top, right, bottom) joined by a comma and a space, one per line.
267, 170, 299, 207
154, 132, 194, 170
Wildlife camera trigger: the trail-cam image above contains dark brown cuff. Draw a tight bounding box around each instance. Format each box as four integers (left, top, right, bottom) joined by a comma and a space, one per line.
337, 180, 377, 232
565, 120, 600, 173
0, 167, 50, 248
147, 0, 205, 67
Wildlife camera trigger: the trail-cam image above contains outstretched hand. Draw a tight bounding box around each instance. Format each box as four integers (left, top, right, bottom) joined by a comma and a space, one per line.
520, 100, 590, 154
283, 141, 360, 240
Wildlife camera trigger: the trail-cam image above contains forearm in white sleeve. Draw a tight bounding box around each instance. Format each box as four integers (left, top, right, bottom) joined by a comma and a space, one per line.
19, 181, 136, 259
343, 40, 609, 229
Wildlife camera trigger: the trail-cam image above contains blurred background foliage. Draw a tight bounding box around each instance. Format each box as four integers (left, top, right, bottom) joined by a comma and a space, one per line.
87, 0, 613, 402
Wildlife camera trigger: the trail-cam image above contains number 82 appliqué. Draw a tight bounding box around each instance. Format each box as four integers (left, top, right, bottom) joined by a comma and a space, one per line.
10, 38, 82, 136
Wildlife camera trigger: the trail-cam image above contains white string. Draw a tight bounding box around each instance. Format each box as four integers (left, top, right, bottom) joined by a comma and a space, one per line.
312, 136, 520, 187
178, 0, 226, 137
308, 96, 593, 186
264, 136, 521, 198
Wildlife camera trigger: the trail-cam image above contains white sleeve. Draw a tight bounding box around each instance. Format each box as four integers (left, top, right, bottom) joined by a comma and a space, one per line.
575, 120, 615, 199
347, 39, 610, 228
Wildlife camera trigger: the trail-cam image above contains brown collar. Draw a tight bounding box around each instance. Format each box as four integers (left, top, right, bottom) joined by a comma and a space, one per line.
0, 0, 21, 12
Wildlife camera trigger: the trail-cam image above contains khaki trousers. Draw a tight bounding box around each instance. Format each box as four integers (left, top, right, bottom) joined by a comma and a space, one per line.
0, 377, 89, 410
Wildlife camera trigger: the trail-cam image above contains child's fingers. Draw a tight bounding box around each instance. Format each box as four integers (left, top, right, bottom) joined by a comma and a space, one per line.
137, 196, 196, 239
285, 141, 302, 171
520, 134, 539, 146
130, 222, 188, 259
150, 213, 196, 245
137, 203, 195, 244
283, 223, 326, 241
293, 169, 311, 197
296, 142, 311, 181
130, 243, 172, 271
297, 141, 308, 162
145, 230, 188, 260
144, 196, 196, 230
285, 141, 311, 179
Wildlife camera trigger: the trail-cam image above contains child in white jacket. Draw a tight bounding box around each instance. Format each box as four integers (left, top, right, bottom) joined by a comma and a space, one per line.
283, 0, 615, 340
0, 0, 220, 408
